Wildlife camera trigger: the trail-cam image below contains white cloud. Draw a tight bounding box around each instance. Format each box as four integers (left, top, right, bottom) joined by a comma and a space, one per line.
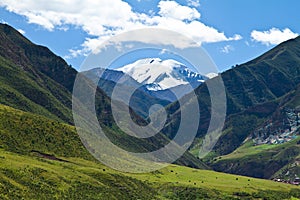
17, 29, 25, 35
158, 0, 200, 21
251, 28, 298, 46
187, 0, 200, 7
221, 45, 234, 53
0, 0, 242, 57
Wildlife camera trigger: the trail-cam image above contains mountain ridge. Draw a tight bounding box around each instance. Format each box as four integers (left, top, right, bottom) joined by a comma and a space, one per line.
116, 57, 207, 91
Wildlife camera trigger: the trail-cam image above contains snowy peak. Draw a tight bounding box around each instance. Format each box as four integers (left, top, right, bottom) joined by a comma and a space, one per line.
116, 58, 207, 91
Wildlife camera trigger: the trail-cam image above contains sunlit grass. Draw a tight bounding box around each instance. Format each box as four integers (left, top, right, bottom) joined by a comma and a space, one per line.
0, 148, 299, 199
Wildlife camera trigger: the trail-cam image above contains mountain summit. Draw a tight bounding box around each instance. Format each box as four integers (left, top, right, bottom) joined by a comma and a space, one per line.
116, 58, 207, 91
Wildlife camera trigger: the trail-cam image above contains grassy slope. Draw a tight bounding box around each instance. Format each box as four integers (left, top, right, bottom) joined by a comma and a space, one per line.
0, 25, 74, 123
1, 149, 300, 200
210, 84, 300, 179
212, 136, 300, 179
0, 104, 93, 160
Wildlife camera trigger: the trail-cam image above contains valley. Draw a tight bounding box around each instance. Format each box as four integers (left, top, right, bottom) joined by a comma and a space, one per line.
0, 22, 300, 199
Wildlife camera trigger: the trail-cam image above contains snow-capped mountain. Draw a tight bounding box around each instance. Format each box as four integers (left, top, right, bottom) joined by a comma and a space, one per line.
116, 58, 207, 91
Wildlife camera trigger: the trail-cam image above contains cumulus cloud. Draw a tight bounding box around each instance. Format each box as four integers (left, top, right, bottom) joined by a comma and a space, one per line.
251, 28, 298, 46
158, 0, 200, 21
0, 0, 242, 57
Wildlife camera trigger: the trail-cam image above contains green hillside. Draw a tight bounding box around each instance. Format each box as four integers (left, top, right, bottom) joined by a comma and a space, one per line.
0, 23, 97, 125
0, 104, 92, 160
1, 147, 299, 199
212, 137, 300, 179
210, 84, 300, 179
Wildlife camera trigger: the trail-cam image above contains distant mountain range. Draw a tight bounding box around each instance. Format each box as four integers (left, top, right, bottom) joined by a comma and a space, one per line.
83, 58, 208, 116
83, 67, 171, 118
116, 58, 207, 91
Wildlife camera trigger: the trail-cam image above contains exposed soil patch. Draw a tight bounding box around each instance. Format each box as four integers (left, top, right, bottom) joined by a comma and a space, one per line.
30, 150, 68, 162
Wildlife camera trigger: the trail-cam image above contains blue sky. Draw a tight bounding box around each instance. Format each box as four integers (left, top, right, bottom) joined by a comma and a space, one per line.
0, 0, 299, 72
